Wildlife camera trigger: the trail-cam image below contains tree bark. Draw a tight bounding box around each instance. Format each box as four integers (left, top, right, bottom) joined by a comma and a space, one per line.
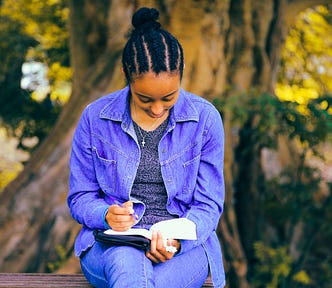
0, 0, 129, 273
0, 0, 328, 286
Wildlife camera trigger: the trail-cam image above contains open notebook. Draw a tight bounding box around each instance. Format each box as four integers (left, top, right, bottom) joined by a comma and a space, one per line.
94, 218, 197, 252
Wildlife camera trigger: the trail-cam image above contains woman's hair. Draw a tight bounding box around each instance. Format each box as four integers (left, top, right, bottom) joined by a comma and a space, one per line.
122, 7, 184, 83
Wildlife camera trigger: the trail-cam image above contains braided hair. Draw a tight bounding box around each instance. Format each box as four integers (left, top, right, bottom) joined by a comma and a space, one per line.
122, 7, 184, 83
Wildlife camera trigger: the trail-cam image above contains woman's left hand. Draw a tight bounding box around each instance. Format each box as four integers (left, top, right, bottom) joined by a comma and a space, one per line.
145, 230, 181, 263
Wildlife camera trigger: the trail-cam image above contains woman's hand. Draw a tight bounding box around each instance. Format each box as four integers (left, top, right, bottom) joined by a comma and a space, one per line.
146, 230, 181, 263
105, 201, 136, 231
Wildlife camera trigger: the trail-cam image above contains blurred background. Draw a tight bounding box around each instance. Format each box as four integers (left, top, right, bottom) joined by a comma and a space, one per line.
0, 1, 331, 287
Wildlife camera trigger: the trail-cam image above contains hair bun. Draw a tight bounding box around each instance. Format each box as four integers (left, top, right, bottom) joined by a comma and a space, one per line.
132, 7, 161, 31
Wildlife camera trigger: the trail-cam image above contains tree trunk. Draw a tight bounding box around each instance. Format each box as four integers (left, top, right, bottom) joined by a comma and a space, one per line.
0, 0, 128, 273
0, 0, 328, 286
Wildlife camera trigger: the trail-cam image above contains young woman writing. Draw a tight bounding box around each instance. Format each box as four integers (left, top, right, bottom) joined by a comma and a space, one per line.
68, 7, 225, 288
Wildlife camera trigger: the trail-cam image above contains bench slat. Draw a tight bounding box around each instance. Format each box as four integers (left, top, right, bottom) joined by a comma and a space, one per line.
0, 274, 92, 288
0, 273, 213, 287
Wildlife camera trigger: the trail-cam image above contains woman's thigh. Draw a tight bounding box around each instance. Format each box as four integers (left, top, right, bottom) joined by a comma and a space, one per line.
80, 242, 208, 288
81, 242, 154, 288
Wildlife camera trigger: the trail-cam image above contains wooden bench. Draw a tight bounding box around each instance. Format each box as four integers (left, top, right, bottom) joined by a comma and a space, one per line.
0, 273, 213, 287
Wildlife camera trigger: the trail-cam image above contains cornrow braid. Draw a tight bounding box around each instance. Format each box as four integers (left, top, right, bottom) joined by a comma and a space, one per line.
144, 30, 167, 73
160, 34, 170, 71
122, 7, 184, 83
160, 30, 183, 75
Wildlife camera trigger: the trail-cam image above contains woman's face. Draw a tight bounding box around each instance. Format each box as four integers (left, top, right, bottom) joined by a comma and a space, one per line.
130, 71, 181, 119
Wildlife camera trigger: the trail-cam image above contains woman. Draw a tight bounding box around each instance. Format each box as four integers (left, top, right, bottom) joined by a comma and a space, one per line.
68, 7, 225, 288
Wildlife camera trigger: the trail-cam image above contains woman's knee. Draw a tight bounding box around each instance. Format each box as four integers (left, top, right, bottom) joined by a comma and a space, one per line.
104, 246, 154, 286
105, 246, 145, 271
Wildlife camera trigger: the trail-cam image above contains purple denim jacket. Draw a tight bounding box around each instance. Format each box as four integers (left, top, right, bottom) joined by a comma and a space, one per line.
68, 86, 225, 287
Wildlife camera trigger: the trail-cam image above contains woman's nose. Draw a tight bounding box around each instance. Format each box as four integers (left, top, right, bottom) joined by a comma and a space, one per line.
150, 102, 164, 116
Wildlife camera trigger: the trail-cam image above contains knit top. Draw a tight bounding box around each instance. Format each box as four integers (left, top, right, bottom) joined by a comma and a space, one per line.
131, 117, 176, 229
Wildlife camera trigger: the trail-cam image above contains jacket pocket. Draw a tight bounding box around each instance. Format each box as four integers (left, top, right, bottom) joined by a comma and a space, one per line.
182, 154, 200, 195
92, 146, 117, 193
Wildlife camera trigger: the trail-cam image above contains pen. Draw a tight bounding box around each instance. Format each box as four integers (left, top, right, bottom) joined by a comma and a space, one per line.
108, 196, 139, 221
119, 203, 139, 221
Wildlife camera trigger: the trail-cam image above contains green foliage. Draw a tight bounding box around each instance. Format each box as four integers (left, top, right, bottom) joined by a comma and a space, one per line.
2, 0, 70, 66
300, 185, 332, 287
253, 242, 312, 288
293, 271, 311, 285
215, 91, 332, 150
0, 0, 70, 152
46, 245, 68, 273
215, 89, 332, 287
252, 242, 293, 288
277, 5, 332, 104
265, 165, 320, 225
215, 91, 280, 152
217, 89, 332, 223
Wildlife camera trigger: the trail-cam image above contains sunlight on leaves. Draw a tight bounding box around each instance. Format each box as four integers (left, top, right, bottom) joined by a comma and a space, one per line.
253, 242, 294, 288
0, 128, 28, 192
277, 5, 332, 108
1, 0, 71, 103
293, 270, 311, 285
48, 62, 72, 103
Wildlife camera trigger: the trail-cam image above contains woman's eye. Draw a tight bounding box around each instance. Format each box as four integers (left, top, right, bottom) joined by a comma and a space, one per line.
140, 99, 152, 103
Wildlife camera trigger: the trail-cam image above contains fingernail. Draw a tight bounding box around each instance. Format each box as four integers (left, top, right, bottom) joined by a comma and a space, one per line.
129, 208, 135, 214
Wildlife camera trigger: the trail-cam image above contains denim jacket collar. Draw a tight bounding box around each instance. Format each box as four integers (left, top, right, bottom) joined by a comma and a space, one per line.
99, 86, 199, 128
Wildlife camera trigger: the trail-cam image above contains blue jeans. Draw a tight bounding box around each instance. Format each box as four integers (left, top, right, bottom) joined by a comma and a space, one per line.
80, 242, 209, 288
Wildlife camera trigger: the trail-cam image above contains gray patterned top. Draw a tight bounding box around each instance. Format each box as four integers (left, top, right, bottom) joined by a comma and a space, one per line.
131, 118, 177, 228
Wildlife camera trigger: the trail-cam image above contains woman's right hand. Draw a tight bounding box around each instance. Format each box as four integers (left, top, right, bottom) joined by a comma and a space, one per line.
105, 201, 137, 231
